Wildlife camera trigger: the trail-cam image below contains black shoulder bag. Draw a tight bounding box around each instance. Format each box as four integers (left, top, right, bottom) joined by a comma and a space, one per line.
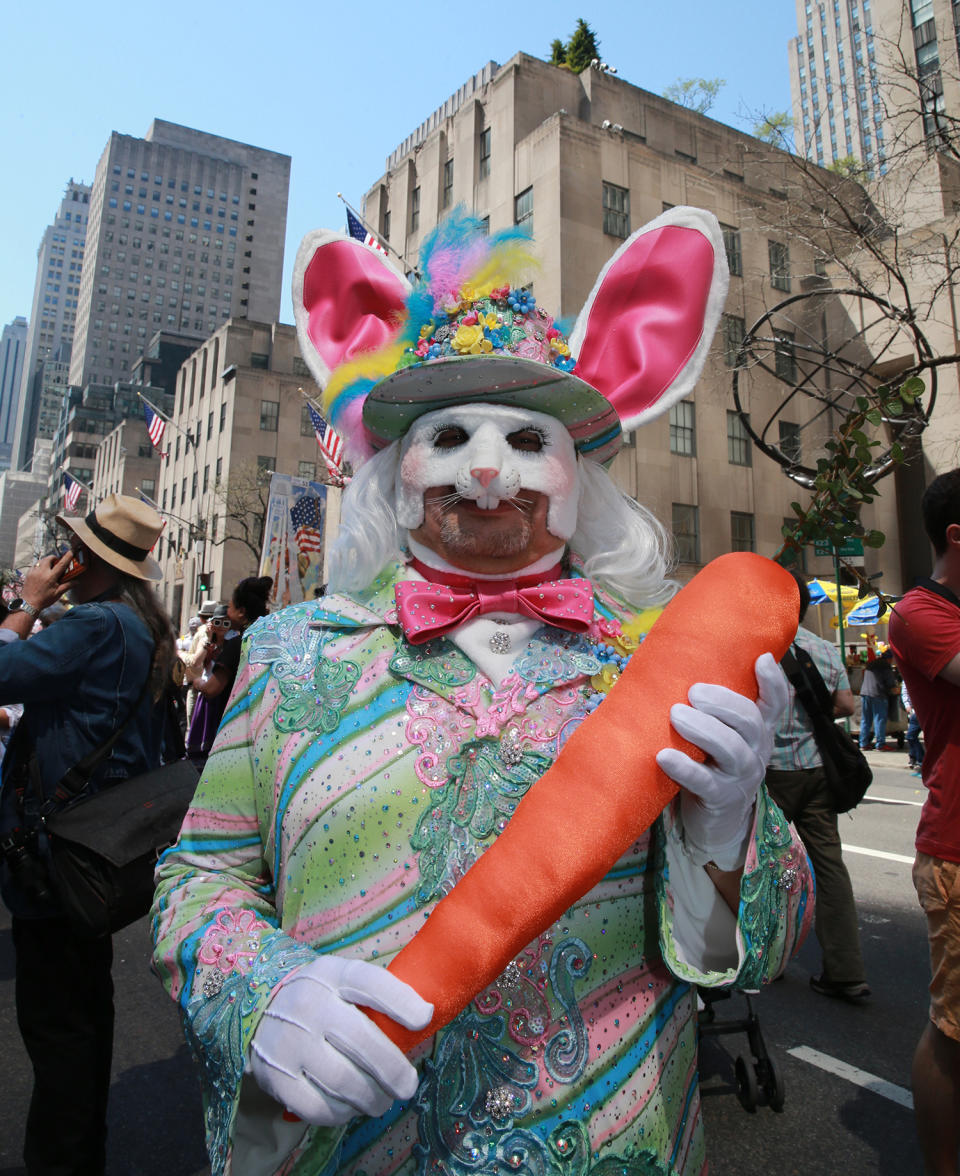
780, 644, 873, 814
34, 678, 199, 939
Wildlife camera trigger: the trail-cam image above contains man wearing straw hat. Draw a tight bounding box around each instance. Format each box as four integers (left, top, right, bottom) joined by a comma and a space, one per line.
153, 212, 810, 1176
0, 493, 175, 1176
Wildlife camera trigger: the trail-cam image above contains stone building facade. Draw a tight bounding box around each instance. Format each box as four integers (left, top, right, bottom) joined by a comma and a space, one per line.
153, 319, 338, 630
361, 53, 903, 591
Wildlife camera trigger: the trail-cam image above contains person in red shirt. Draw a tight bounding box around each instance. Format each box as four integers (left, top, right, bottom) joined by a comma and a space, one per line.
889, 467, 960, 1176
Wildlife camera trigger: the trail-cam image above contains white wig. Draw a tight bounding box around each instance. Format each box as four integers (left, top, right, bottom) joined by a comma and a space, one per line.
327, 445, 677, 610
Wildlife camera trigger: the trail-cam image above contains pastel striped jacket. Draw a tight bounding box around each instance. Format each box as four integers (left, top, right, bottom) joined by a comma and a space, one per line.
152, 562, 812, 1176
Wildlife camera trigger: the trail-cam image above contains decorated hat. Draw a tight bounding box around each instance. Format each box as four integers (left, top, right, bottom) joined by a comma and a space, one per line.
56, 492, 163, 581
293, 206, 728, 466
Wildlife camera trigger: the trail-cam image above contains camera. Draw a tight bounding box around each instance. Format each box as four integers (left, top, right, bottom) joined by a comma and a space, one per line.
0, 829, 55, 905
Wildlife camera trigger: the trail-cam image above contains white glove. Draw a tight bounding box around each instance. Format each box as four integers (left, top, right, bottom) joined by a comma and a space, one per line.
248, 955, 433, 1125
655, 652, 788, 871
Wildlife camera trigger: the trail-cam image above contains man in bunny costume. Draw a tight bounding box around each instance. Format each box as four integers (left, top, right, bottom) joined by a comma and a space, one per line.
152, 210, 811, 1176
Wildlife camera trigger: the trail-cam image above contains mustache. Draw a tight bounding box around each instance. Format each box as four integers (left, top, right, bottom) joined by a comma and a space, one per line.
428, 488, 536, 515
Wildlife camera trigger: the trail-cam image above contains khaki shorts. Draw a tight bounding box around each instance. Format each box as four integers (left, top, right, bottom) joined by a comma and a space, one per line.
914, 852, 960, 1041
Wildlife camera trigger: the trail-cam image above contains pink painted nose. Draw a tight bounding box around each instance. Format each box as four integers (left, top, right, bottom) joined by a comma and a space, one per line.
471, 467, 499, 489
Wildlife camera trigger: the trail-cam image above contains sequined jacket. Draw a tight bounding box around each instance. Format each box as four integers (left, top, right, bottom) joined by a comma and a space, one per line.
152, 562, 812, 1176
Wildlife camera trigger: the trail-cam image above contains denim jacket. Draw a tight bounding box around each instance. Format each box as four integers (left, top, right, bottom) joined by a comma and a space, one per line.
0, 595, 163, 918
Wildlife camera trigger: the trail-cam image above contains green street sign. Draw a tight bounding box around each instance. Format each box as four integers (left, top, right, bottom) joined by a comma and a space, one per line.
813, 537, 864, 557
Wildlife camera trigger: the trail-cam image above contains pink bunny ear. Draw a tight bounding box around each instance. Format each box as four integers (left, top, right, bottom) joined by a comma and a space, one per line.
292, 228, 412, 391
569, 207, 728, 432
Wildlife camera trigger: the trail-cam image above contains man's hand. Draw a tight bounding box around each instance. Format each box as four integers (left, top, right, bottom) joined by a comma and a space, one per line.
248, 955, 433, 1125
656, 653, 788, 871
20, 551, 73, 612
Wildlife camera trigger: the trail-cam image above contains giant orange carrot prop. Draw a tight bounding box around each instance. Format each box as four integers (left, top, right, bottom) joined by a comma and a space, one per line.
368, 553, 799, 1050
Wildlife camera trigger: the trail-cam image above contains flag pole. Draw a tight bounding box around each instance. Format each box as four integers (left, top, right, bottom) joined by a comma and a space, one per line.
138, 390, 197, 449
298, 389, 346, 487
336, 193, 416, 275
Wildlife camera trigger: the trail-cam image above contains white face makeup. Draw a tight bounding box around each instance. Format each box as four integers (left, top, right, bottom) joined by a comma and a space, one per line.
395, 403, 581, 540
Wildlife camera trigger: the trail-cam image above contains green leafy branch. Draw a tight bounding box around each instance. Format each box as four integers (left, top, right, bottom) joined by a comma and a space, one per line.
775, 375, 925, 601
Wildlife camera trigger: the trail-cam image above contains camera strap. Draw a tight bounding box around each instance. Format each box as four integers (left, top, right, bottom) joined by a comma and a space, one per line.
27, 604, 155, 817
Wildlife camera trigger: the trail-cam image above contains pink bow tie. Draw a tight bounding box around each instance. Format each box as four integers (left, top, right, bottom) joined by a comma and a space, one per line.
394, 558, 594, 645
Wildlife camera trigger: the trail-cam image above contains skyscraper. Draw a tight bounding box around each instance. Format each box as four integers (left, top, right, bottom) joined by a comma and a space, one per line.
789, 0, 885, 171
69, 120, 291, 392
11, 180, 90, 472
0, 317, 27, 471
789, 0, 960, 173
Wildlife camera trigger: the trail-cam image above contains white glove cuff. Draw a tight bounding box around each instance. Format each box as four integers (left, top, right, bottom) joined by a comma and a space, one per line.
682, 815, 752, 872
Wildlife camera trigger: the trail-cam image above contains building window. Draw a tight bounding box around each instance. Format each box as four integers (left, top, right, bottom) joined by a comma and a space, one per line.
216, 456, 223, 480
298, 460, 316, 480
720, 224, 742, 276
722, 314, 746, 368
669, 400, 696, 456
443, 159, 454, 209
515, 186, 533, 229
769, 241, 791, 291
775, 330, 797, 383
382, 209, 391, 240
602, 182, 630, 238
219, 402, 227, 432
250, 351, 269, 370
780, 420, 802, 464
731, 511, 756, 552
301, 403, 314, 436
141, 479, 156, 497
260, 400, 279, 431
207, 411, 213, 441
191, 471, 198, 500
672, 503, 700, 564
203, 465, 210, 493
479, 127, 491, 179
727, 410, 752, 466
410, 185, 420, 232
256, 456, 272, 482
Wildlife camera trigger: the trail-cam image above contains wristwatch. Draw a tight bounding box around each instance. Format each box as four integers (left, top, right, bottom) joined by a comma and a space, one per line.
8, 598, 40, 619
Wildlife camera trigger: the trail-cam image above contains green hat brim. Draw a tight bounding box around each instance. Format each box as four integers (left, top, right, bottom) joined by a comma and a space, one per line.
362, 355, 622, 465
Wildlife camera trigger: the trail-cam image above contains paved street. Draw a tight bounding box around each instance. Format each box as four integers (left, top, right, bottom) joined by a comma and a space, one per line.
0, 746, 930, 1175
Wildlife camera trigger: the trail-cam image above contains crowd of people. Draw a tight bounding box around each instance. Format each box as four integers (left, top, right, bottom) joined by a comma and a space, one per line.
0, 205, 956, 1176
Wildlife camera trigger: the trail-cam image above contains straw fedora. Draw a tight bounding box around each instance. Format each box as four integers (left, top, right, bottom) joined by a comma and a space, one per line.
57, 493, 164, 581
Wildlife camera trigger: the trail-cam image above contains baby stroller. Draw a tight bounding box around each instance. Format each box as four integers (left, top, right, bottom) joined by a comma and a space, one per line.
697, 986, 785, 1113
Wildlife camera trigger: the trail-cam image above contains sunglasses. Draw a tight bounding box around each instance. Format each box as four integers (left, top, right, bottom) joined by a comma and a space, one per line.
209, 617, 231, 630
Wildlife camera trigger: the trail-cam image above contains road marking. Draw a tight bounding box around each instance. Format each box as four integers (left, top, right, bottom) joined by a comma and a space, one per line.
863, 795, 924, 808
787, 1045, 913, 1110
841, 843, 915, 865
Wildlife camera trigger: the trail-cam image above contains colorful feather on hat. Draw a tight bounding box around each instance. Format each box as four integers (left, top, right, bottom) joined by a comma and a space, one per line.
321, 209, 539, 439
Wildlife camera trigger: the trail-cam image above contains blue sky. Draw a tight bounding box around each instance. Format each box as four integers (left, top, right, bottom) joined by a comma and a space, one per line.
0, 0, 798, 332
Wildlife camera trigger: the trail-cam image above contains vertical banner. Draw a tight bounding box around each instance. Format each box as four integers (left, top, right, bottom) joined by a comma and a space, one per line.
258, 474, 330, 608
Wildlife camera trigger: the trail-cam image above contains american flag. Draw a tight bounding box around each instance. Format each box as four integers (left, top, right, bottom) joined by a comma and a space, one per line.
346, 208, 386, 254
307, 402, 345, 481
290, 494, 325, 554
63, 472, 83, 512
143, 402, 169, 457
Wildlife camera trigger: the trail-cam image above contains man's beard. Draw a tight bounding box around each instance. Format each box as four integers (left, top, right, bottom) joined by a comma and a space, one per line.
437, 511, 533, 559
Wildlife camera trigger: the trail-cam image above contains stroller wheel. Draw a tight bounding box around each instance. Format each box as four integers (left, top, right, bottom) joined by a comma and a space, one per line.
734, 1055, 759, 1113
764, 1055, 786, 1112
